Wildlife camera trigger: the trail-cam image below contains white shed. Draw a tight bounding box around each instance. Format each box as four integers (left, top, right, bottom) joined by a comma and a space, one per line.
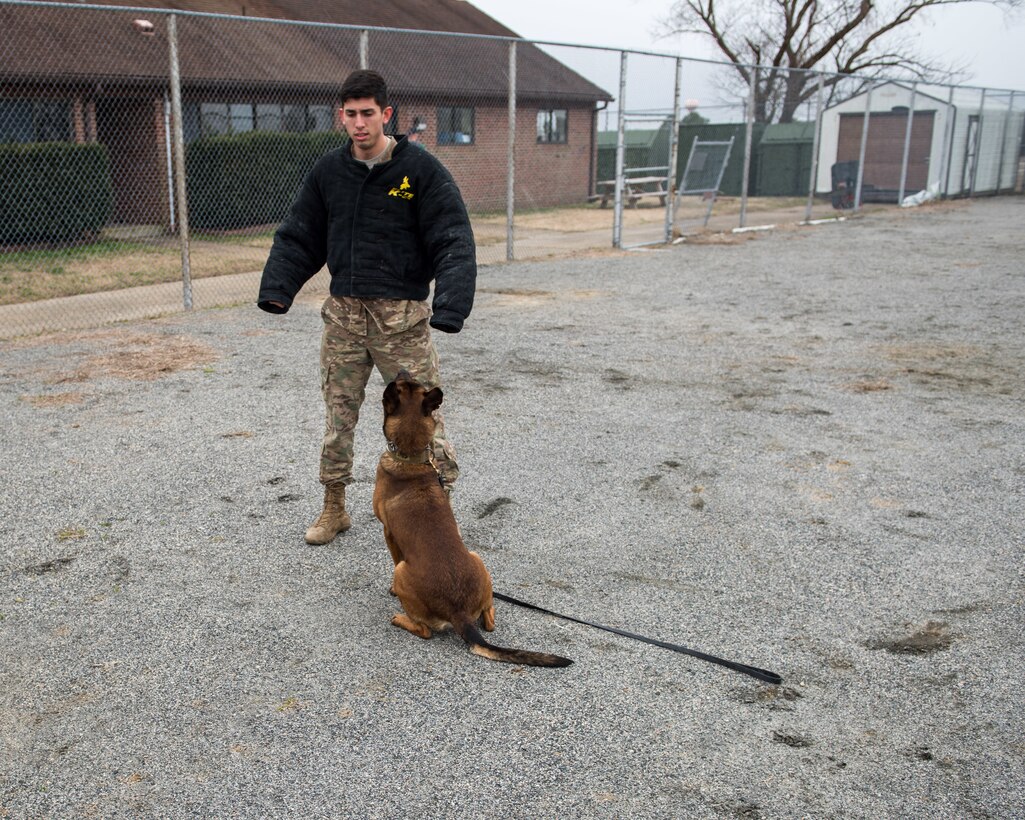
815, 81, 1024, 200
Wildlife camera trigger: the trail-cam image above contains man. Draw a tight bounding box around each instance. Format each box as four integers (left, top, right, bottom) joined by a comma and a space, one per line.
258, 70, 476, 545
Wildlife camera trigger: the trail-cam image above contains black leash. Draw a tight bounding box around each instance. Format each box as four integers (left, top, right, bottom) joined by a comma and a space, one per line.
493, 590, 782, 685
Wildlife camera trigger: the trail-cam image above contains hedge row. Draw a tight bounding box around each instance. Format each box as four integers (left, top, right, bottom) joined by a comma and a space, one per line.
0, 142, 112, 244
185, 130, 350, 230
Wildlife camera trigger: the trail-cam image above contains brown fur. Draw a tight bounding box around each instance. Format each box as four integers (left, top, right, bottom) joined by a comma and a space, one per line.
372, 373, 572, 668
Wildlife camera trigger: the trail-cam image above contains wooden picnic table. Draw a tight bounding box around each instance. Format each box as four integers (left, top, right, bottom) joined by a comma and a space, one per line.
590, 175, 670, 208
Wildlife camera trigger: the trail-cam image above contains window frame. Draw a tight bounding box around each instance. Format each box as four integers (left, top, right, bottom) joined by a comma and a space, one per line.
536, 108, 568, 144
0, 98, 72, 143
437, 106, 475, 145
184, 101, 336, 141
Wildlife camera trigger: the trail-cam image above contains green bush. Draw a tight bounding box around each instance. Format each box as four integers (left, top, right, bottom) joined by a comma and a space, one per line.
185, 130, 349, 230
0, 142, 112, 244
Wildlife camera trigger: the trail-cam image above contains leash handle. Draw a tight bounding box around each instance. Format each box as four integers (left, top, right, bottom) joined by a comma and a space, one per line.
492, 591, 782, 686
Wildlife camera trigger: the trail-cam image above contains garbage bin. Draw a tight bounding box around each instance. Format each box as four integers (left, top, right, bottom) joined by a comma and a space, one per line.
831, 161, 858, 209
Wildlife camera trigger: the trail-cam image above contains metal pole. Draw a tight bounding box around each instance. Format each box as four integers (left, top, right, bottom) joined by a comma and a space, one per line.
164, 88, 175, 233
167, 14, 192, 311
506, 40, 516, 261
996, 91, 1015, 192
940, 85, 956, 198
804, 72, 825, 222
970, 88, 987, 196
739, 66, 757, 228
613, 50, 627, 249
897, 83, 917, 204
359, 30, 369, 69
664, 56, 682, 243
854, 80, 874, 212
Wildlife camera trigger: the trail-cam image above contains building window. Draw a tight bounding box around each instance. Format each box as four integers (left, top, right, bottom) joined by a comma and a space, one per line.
307, 105, 334, 132
437, 106, 474, 145
229, 103, 254, 134
184, 102, 336, 141
0, 98, 72, 143
537, 109, 568, 144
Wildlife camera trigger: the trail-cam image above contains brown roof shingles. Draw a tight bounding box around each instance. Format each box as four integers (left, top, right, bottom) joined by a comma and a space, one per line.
2, 1, 611, 101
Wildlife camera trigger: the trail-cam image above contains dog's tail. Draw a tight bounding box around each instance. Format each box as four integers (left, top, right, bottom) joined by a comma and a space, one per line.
455, 619, 572, 668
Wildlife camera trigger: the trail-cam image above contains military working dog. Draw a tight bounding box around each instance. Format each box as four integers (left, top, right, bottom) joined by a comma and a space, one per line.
372, 372, 572, 668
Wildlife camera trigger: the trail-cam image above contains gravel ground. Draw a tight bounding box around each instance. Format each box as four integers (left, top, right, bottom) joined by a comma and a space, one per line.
2, 198, 1023, 818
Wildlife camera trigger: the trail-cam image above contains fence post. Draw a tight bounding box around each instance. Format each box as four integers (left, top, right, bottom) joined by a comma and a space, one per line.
898, 82, 918, 204
854, 80, 874, 212
506, 40, 516, 261
940, 85, 956, 197
613, 50, 627, 249
167, 13, 192, 311
739, 66, 757, 229
664, 56, 682, 243
997, 90, 1015, 192
804, 72, 825, 222
163, 89, 175, 233
970, 89, 987, 196
359, 30, 369, 69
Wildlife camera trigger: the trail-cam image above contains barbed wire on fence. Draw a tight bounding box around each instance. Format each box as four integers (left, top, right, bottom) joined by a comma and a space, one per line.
1, 0, 1022, 339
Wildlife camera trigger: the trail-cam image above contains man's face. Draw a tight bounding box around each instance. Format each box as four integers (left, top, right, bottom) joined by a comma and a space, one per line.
341, 97, 393, 159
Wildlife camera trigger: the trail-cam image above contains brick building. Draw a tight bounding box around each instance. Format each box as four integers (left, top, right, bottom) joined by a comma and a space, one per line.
0, 0, 611, 224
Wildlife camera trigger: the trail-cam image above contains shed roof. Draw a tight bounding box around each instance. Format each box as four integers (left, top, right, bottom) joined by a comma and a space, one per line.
597, 128, 665, 149
825, 81, 1011, 114
759, 122, 816, 143
0, 0, 612, 103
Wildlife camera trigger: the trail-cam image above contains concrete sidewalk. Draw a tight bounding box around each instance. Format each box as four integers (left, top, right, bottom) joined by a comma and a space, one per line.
0, 200, 838, 340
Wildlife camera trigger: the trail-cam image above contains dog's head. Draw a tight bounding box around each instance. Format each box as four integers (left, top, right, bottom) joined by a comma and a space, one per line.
382, 371, 443, 456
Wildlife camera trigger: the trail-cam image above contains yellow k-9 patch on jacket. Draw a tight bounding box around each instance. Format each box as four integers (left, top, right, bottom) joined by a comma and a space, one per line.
388, 176, 414, 200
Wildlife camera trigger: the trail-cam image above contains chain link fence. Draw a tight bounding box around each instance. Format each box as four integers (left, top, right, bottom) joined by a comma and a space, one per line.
2, 0, 1023, 338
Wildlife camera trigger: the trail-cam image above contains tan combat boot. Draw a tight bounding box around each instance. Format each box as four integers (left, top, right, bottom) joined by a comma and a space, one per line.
304, 483, 351, 545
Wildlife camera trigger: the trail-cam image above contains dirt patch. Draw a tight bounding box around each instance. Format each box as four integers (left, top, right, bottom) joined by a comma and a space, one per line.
680, 231, 761, 246
771, 731, 813, 748
868, 620, 954, 655
12, 328, 217, 382
478, 288, 610, 307
477, 497, 515, 519
22, 392, 85, 407
843, 378, 893, 393
84, 333, 217, 381
878, 342, 1018, 396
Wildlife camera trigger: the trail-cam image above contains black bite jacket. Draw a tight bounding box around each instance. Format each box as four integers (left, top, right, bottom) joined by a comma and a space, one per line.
257, 137, 476, 333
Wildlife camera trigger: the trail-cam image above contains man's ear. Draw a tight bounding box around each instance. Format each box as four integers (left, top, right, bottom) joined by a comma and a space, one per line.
383, 381, 401, 416
382, 105, 394, 124
422, 387, 443, 416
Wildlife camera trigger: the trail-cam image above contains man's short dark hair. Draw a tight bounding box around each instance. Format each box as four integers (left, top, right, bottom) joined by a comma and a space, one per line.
340, 70, 388, 108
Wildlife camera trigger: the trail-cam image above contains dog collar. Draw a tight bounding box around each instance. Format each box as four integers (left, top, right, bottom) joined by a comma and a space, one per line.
386, 440, 432, 464
385, 441, 446, 488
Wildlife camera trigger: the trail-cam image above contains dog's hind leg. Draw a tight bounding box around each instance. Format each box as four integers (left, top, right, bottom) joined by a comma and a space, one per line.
391, 613, 432, 639
467, 551, 496, 632
481, 605, 495, 632
390, 562, 433, 638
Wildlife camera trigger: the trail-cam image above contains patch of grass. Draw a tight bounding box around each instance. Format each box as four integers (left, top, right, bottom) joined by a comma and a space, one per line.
0, 234, 272, 305
56, 527, 87, 541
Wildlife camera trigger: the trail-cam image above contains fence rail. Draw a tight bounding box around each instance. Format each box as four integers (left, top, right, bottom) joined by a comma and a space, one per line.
1, 0, 1023, 338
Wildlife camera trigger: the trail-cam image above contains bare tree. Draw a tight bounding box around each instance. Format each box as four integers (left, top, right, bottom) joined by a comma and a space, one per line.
660, 0, 1020, 122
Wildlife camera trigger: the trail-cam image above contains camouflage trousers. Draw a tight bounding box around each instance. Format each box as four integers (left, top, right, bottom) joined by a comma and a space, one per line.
318, 295, 458, 488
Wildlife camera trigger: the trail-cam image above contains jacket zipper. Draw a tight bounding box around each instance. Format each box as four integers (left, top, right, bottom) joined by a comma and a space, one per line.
350, 163, 374, 293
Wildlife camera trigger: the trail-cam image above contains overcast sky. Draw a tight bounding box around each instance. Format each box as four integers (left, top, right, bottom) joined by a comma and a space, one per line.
469, 0, 1025, 93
